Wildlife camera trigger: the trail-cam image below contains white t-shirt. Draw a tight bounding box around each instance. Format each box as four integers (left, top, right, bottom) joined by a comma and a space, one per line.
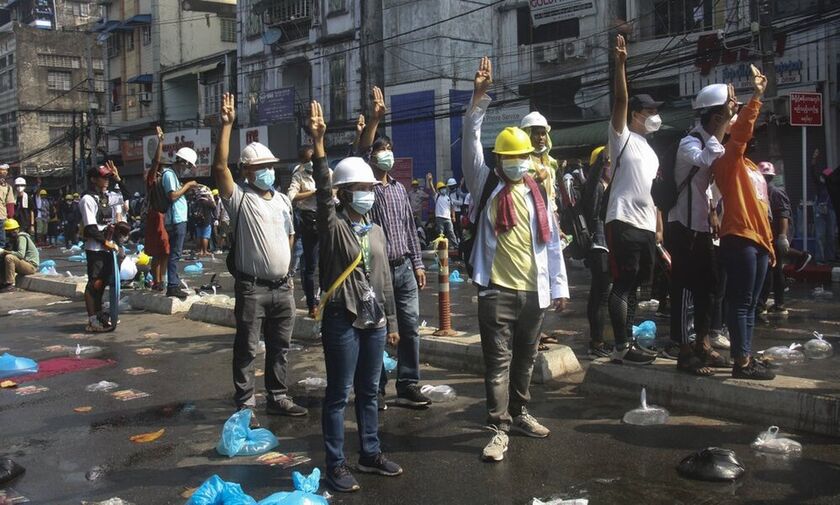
435, 193, 452, 220
606, 125, 659, 233
668, 127, 725, 232
81, 193, 108, 252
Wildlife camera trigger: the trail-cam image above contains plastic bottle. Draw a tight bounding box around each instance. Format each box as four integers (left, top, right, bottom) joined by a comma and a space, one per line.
622, 387, 669, 425
420, 384, 456, 402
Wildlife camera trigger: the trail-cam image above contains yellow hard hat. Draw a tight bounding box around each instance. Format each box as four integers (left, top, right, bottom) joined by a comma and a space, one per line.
39, 189, 47, 196
136, 251, 151, 267
4, 218, 20, 232
412, 179, 420, 186
435, 181, 446, 190
211, 188, 219, 196
65, 194, 73, 200
73, 193, 79, 198
493, 127, 533, 156
590, 145, 606, 167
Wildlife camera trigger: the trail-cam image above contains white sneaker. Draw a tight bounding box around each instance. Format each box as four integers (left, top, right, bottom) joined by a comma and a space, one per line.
512, 410, 550, 438
481, 427, 509, 462
710, 332, 731, 350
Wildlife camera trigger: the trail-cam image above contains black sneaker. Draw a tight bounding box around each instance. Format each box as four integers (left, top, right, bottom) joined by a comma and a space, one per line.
768, 305, 789, 315
794, 253, 813, 272
236, 406, 260, 429
326, 464, 360, 493
266, 397, 308, 417
166, 287, 189, 300
732, 359, 775, 380
588, 341, 612, 358
357, 453, 403, 477
378, 391, 388, 411
611, 344, 656, 365
395, 384, 432, 407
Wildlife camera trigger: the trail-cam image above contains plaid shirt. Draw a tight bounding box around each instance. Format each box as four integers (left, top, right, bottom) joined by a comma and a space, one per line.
370, 176, 424, 270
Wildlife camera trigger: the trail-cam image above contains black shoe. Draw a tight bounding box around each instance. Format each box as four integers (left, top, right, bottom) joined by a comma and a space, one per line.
732, 359, 775, 380
768, 305, 789, 315
794, 253, 813, 272
326, 465, 360, 493
395, 384, 432, 407
236, 406, 260, 429
588, 341, 612, 358
378, 391, 388, 411
611, 344, 656, 365
0, 284, 16, 293
357, 453, 403, 476
266, 397, 308, 417
166, 287, 189, 300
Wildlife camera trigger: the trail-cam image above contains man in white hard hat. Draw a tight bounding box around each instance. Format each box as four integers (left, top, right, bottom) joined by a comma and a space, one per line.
162, 146, 198, 299
14, 177, 32, 235
0, 163, 14, 249
520, 111, 558, 213
666, 82, 737, 376
213, 92, 307, 426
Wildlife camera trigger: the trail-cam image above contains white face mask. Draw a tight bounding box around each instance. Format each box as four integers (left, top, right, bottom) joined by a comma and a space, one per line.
501, 158, 530, 181
350, 190, 375, 215
373, 151, 395, 171
643, 114, 662, 133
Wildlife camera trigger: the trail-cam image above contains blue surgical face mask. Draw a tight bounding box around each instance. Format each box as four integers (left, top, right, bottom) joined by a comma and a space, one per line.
253, 168, 275, 190
374, 151, 395, 171
501, 158, 530, 181
350, 190, 375, 215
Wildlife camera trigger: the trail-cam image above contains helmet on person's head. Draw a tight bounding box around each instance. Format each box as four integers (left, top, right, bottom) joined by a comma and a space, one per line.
4, 218, 20, 232
447, 178, 457, 187
134, 192, 140, 198
239, 142, 279, 167
493, 127, 533, 156
692, 84, 740, 111
0, 163, 8, 171
39, 189, 47, 196
332, 157, 380, 187
14, 177, 25, 186
174, 147, 198, 167
758, 161, 775, 176
436, 181, 446, 190
589, 146, 606, 167
73, 192, 79, 198
65, 194, 73, 200
520, 111, 551, 132
411, 179, 419, 186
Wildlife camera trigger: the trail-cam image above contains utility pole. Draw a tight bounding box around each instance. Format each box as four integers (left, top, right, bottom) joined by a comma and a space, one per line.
359, 0, 384, 119
71, 110, 77, 193
86, 35, 98, 169
758, 0, 782, 167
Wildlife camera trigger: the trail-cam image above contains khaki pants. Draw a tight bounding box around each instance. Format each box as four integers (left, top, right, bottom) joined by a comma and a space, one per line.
3, 254, 36, 285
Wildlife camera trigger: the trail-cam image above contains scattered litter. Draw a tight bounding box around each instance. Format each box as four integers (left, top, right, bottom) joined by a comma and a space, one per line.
258, 469, 328, 505
297, 377, 327, 389
102, 298, 131, 312
43, 345, 66, 353
124, 367, 157, 375
216, 409, 279, 457
85, 380, 119, 392
0, 353, 38, 379
751, 426, 802, 456
68, 333, 88, 339
677, 447, 745, 481
81, 498, 135, 505
129, 428, 165, 444
181, 487, 197, 499
85, 465, 106, 481
186, 475, 256, 505
74, 344, 103, 357
135, 347, 159, 356
15, 385, 48, 396
420, 384, 456, 402
67, 254, 87, 262
73, 406, 93, 413
383, 351, 397, 372
288, 343, 303, 351
420, 320, 427, 328
120, 257, 138, 281
759, 344, 805, 366
255, 452, 312, 469
449, 270, 465, 283
531, 499, 588, 505
637, 299, 660, 312
184, 262, 204, 274
632, 320, 657, 347
0, 459, 25, 486
622, 387, 669, 426
1, 379, 16, 388
111, 389, 150, 401
46, 300, 72, 306
39, 265, 58, 276
804, 331, 833, 359
7, 309, 36, 315
812, 286, 833, 298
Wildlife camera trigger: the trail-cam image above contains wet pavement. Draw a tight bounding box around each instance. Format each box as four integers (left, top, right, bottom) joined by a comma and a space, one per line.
2, 248, 840, 503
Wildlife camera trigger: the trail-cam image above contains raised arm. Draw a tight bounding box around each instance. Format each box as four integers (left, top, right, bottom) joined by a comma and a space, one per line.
360, 86, 386, 153
462, 57, 493, 197
351, 114, 365, 154
151, 126, 164, 174
610, 35, 628, 134
213, 92, 237, 199
308, 100, 335, 234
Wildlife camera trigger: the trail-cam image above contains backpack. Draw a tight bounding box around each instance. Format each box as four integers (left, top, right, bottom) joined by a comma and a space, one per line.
148, 168, 172, 214
557, 172, 591, 260
651, 132, 705, 214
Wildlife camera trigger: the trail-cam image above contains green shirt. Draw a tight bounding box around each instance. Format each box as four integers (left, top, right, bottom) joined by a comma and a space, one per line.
9, 232, 39, 267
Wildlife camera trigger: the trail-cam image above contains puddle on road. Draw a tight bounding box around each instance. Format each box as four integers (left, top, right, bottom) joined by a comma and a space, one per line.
90, 402, 200, 432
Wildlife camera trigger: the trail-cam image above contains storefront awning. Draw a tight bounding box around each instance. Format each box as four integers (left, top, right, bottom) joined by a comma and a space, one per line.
127, 74, 153, 84
123, 14, 151, 26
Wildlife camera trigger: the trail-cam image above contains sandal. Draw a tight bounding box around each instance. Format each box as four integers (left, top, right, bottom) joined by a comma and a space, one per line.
677, 355, 715, 376
540, 333, 559, 345
538, 343, 550, 352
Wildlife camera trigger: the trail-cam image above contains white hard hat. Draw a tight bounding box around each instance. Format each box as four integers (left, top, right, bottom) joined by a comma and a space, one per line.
692, 83, 733, 110
447, 178, 457, 186
14, 177, 25, 186
240, 142, 279, 166
0, 163, 8, 170
134, 192, 140, 197
520, 111, 551, 132
174, 147, 198, 167
332, 157, 381, 187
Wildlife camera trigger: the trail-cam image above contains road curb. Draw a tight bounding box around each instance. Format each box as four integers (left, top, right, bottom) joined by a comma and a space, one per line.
185, 301, 321, 340
128, 292, 198, 314
581, 359, 840, 437
16, 274, 86, 299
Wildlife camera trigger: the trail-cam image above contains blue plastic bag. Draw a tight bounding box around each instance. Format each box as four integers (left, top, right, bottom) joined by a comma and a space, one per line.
136, 244, 144, 253
186, 475, 257, 505
449, 269, 464, 283
67, 254, 87, 262
632, 320, 657, 346
39, 259, 56, 269
383, 351, 397, 372
184, 262, 204, 274
257, 469, 328, 505
216, 409, 279, 457
0, 353, 38, 379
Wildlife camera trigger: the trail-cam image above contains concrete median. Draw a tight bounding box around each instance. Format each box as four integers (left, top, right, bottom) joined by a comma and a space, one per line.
16, 274, 87, 299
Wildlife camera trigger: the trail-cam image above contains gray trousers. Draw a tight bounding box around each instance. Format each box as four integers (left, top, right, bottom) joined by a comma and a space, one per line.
477, 285, 545, 431
233, 278, 295, 407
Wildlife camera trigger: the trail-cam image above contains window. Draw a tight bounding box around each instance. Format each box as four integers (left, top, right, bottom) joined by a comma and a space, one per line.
651, 0, 712, 38
516, 7, 579, 45
9, 126, 16, 145
111, 78, 122, 111
40, 112, 73, 123
1, 128, 8, 147
203, 81, 223, 116
220, 18, 236, 43
142, 25, 151, 45
94, 73, 105, 93
328, 0, 345, 14
38, 54, 81, 69
47, 71, 72, 91
107, 34, 121, 58
329, 56, 346, 122
244, 0, 263, 38
7, 54, 12, 66
126, 30, 135, 52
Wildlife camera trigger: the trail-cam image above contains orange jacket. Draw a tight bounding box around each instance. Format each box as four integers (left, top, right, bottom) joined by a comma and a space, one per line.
712, 98, 775, 266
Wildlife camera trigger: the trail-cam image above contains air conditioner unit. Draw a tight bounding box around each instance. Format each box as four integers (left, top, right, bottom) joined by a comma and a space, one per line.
534, 45, 560, 64
138, 92, 152, 103
564, 41, 587, 60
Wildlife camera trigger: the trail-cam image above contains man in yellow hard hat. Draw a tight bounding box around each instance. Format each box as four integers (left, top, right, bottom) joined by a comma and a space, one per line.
433, 180, 457, 245
462, 57, 569, 462
0, 218, 39, 293
408, 178, 429, 225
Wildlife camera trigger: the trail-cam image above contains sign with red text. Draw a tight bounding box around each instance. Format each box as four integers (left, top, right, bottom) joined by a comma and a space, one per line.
789, 92, 822, 127
142, 129, 212, 177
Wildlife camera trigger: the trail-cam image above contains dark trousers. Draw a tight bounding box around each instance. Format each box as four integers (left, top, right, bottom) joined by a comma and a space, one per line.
606, 221, 655, 347
666, 222, 716, 344
587, 249, 611, 344
320, 305, 385, 470
719, 236, 769, 359
477, 285, 545, 431
300, 226, 320, 310
710, 246, 727, 334
379, 260, 421, 395
232, 278, 295, 407
165, 222, 186, 289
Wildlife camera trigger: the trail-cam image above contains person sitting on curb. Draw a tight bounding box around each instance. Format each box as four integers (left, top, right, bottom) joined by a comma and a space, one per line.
0, 218, 39, 293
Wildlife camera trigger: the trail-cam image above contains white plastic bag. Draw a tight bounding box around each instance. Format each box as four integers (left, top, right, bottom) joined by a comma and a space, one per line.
420, 384, 456, 402
120, 257, 138, 281
622, 387, 669, 425
297, 377, 327, 389
804, 331, 833, 359
751, 426, 802, 456
760, 344, 805, 365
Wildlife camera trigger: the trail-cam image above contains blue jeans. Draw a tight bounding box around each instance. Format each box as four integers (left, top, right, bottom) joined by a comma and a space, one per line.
321, 305, 385, 470
0, 227, 5, 249
719, 236, 769, 360
300, 226, 320, 310
814, 207, 837, 262
165, 221, 187, 288
379, 260, 420, 395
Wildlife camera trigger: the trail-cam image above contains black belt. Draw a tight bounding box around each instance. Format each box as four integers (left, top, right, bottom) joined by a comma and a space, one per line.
389, 256, 408, 268
237, 272, 290, 289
